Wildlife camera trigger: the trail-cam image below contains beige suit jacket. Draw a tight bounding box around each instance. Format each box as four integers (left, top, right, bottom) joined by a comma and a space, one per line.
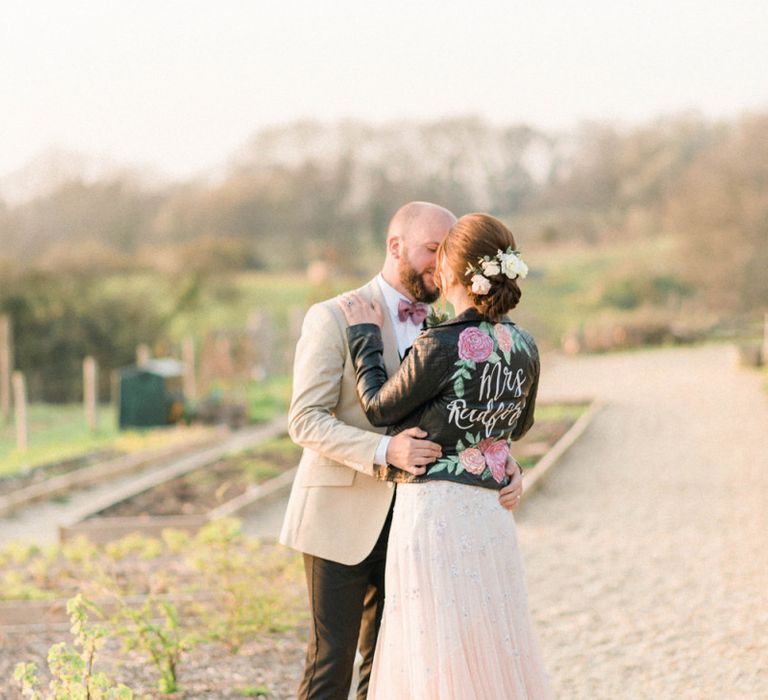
279, 277, 402, 565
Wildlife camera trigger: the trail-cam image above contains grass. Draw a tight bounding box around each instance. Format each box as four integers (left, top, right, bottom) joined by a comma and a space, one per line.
0, 404, 123, 477
236, 686, 272, 698
167, 272, 357, 339
167, 236, 682, 350
67, 236, 684, 357
246, 375, 292, 423
535, 401, 591, 422
0, 375, 293, 478
508, 235, 682, 346
0, 403, 213, 478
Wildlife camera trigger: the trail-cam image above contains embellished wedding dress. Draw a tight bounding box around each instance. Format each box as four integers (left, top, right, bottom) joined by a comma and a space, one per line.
346, 309, 554, 699
367, 481, 553, 699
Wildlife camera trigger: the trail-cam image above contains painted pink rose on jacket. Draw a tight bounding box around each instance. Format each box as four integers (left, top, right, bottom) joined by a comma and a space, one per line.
494, 323, 513, 354
482, 440, 510, 483
457, 327, 494, 363
477, 437, 495, 452
458, 447, 486, 475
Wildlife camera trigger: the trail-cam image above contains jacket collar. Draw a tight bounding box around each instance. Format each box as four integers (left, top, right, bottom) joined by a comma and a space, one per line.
436, 307, 510, 327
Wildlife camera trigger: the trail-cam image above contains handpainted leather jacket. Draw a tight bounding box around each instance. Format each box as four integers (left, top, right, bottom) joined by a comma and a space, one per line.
346, 307, 540, 491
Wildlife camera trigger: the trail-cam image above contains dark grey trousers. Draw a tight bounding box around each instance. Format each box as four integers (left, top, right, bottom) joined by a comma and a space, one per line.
298, 502, 394, 700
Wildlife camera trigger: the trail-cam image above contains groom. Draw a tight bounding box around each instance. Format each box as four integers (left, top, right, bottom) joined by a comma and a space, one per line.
280, 201, 525, 700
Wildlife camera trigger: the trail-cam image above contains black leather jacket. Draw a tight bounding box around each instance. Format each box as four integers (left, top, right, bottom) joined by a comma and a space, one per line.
347, 307, 540, 491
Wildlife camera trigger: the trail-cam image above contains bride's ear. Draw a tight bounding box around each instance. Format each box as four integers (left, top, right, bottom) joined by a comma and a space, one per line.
442, 264, 458, 288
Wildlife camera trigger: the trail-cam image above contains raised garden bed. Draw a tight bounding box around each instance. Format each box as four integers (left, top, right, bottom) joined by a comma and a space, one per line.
0, 426, 225, 517
58, 403, 587, 545
93, 402, 586, 516
52, 418, 288, 542
96, 437, 300, 517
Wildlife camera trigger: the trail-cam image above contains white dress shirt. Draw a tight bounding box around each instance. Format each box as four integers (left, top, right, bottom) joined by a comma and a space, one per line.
376, 273, 426, 357
372, 273, 429, 465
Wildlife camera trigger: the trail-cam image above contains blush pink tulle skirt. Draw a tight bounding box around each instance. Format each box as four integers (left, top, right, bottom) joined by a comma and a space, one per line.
367, 480, 554, 700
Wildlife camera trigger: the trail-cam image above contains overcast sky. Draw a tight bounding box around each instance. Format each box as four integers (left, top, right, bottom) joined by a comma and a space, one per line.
1, 1, 766, 180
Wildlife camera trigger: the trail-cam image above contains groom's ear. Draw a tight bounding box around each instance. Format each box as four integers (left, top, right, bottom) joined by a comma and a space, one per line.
387, 234, 401, 260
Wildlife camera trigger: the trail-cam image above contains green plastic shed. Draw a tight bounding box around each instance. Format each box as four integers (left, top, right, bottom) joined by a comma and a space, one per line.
117, 358, 185, 429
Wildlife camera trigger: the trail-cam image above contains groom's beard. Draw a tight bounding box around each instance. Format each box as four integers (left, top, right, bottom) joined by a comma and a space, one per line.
399, 258, 440, 304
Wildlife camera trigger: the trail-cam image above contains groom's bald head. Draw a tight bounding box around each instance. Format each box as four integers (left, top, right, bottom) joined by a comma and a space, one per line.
383, 201, 457, 302
387, 201, 457, 248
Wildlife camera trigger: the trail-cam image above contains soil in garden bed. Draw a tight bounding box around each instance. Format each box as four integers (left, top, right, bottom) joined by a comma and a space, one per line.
94, 436, 301, 517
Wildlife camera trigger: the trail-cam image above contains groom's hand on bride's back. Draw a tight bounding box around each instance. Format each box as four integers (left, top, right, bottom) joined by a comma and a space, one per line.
386, 427, 442, 475
498, 457, 524, 511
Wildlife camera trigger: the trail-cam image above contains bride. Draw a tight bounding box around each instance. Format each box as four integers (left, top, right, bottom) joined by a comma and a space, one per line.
338, 213, 554, 699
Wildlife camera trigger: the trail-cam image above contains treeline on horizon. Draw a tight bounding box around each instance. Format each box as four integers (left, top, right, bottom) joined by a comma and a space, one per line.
0, 113, 766, 403
0, 112, 766, 311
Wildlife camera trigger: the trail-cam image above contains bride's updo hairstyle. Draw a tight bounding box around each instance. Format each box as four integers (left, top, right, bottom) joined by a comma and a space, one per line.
437, 213, 522, 317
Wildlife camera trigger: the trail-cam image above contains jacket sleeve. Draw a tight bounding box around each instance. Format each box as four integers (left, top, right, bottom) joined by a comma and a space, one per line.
510, 339, 540, 440
288, 304, 383, 476
346, 324, 449, 427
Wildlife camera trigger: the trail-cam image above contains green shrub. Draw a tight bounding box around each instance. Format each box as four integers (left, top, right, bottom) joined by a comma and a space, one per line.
13, 594, 134, 699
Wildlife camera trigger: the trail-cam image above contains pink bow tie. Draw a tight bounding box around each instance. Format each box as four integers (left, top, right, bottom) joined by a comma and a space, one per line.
397, 300, 429, 325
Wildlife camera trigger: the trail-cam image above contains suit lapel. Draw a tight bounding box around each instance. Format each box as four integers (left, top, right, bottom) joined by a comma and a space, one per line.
369, 278, 401, 376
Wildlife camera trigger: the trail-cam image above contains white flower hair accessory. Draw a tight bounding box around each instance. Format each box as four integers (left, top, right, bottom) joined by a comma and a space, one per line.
470, 274, 491, 295
464, 247, 528, 294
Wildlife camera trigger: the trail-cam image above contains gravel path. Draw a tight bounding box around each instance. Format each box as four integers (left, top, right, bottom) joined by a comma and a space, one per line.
519, 343, 768, 699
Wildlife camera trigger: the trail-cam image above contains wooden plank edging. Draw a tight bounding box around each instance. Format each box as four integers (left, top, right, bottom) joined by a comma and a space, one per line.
520, 398, 604, 498
0, 430, 227, 517
58, 415, 289, 542
207, 466, 298, 520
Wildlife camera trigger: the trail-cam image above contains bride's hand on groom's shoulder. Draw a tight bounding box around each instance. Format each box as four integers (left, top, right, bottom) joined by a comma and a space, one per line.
337, 293, 384, 326
498, 458, 523, 511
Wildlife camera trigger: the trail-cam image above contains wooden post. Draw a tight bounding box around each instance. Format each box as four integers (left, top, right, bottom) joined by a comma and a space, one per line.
0, 315, 11, 424
762, 312, 768, 366
12, 371, 27, 452
83, 356, 98, 432
182, 336, 197, 401
136, 344, 151, 366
